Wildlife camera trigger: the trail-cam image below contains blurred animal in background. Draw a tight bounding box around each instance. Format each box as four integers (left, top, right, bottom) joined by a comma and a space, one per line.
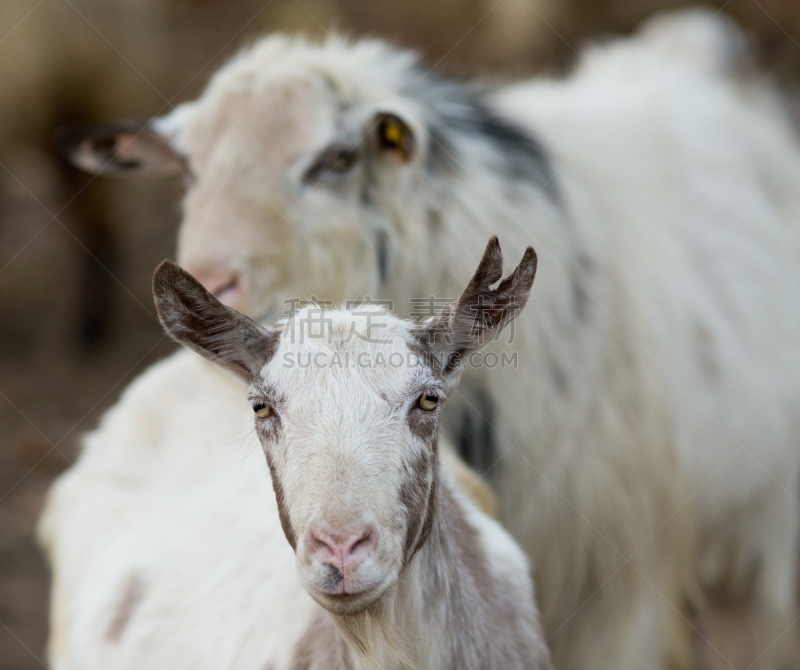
41, 7, 800, 670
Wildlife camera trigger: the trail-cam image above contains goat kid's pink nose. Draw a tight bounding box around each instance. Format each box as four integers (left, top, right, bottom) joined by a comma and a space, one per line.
189, 267, 247, 308
307, 527, 377, 569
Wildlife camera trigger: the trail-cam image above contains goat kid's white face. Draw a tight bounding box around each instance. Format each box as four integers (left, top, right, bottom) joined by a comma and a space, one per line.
65, 45, 424, 319
153, 238, 537, 615
253, 315, 441, 614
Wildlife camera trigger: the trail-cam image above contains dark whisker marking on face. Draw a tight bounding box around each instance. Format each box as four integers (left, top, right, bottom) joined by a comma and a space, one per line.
322, 564, 344, 591
399, 436, 438, 566
265, 451, 297, 550
374, 229, 390, 286
407, 408, 438, 442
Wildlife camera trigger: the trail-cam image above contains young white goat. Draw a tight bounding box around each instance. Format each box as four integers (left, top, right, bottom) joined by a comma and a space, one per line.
49, 238, 552, 670
47, 10, 800, 669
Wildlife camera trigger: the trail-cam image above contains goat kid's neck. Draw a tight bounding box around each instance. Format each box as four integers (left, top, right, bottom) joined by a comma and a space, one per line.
317, 473, 495, 670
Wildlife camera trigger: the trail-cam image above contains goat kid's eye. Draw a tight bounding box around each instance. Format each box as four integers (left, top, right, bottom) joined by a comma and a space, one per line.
304, 145, 358, 182
253, 402, 272, 419
419, 393, 439, 411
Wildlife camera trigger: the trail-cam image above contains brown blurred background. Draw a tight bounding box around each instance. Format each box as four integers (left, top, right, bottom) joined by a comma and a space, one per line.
1, 1, 798, 668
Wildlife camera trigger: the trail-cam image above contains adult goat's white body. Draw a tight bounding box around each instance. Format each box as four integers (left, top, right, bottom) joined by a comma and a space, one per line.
44, 10, 800, 669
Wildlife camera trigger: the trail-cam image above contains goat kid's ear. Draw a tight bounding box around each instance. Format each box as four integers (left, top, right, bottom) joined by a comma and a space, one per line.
153, 260, 278, 383
415, 236, 537, 374
373, 112, 414, 162
57, 119, 185, 177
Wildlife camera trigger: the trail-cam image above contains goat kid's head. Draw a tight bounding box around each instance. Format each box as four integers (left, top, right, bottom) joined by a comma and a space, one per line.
63, 36, 433, 318
153, 237, 536, 615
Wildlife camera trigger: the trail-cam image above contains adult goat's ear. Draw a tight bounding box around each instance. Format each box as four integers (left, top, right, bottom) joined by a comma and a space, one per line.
57, 119, 185, 177
415, 236, 537, 375
153, 260, 278, 383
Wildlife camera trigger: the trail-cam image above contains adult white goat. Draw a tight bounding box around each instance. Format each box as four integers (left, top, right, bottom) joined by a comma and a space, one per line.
49, 9, 800, 670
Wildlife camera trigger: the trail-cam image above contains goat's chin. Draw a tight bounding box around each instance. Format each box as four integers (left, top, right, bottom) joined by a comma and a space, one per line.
305, 572, 395, 616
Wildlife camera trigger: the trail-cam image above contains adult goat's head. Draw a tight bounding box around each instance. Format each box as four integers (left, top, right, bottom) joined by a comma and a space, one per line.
153, 237, 536, 615
62, 34, 551, 320
63, 37, 429, 318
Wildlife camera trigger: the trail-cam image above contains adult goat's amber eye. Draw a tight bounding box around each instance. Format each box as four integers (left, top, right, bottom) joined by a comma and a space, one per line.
253, 402, 272, 419
376, 113, 413, 161
419, 393, 439, 411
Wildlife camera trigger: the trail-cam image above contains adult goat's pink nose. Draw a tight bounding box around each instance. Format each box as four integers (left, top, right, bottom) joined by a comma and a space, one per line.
189, 267, 247, 309
307, 526, 377, 577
